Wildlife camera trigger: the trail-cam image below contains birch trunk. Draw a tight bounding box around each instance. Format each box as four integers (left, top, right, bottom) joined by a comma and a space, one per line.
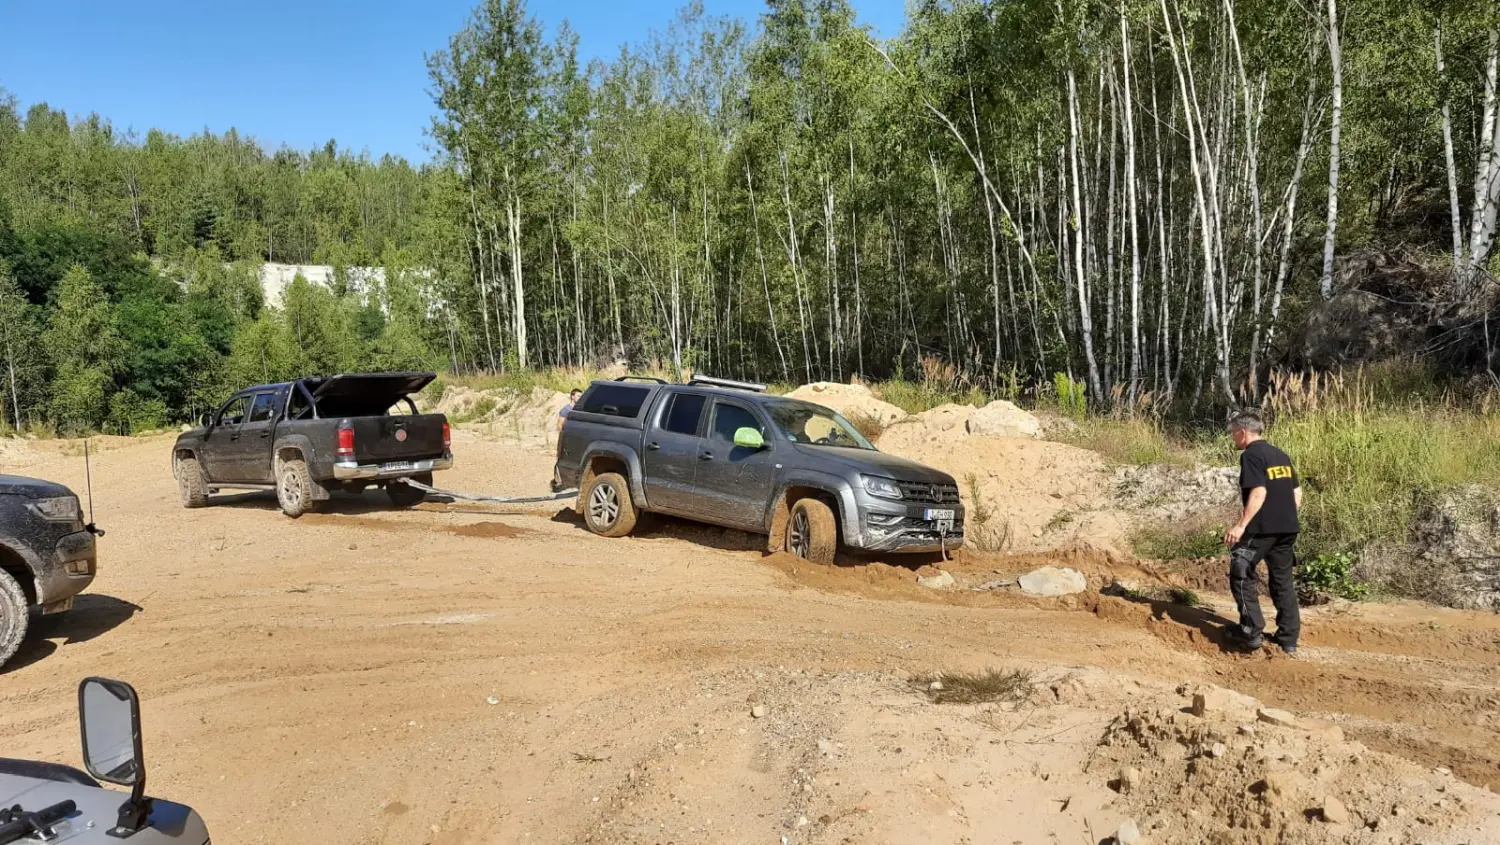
745, 163, 790, 381
1319, 0, 1343, 300
1120, 9, 1144, 400
1438, 21, 1464, 267
1068, 68, 1104, 401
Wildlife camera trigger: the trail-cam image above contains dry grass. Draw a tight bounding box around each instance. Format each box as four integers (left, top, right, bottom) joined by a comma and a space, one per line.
909, 668, 1035, 705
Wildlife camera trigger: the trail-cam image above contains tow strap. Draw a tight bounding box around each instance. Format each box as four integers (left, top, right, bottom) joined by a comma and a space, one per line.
400, 478, 577, 506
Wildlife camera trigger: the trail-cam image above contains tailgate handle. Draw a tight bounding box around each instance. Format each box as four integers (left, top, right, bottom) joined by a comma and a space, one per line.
601, 405, 618, 415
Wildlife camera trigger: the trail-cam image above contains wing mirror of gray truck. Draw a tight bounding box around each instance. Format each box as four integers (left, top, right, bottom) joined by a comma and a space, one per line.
733, 427, 766, 450
79, 677, 153, 836
199, 412, 213, 429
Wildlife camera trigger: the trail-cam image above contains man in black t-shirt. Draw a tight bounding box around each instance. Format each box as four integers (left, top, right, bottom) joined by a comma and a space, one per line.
1223, 411, 1303, 655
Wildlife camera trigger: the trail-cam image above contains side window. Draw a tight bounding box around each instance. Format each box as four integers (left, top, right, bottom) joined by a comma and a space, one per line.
287, 385, 311, 420
578, 384, 650, 418
248, 392, 277, 423
660, 393, 707, 436
216, 396, 249, 427
711, 402, 762, 443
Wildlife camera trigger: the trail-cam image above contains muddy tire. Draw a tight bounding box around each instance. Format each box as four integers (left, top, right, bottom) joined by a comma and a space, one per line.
276, 459, 322, 518
0, 567, 29, 670
786, 498, 837, 564
581, 472, 637, 538
175, 456, 208, 509
386, 480, 426, 509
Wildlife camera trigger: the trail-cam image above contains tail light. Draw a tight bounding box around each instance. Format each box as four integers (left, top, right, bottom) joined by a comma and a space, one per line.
336, 423, 355, 459
442, 421, 451, 450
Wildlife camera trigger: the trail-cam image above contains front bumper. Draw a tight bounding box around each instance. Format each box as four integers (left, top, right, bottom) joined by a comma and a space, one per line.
850, 503, 965, 553
35, 528, 97, 611
332, 455, 452, 481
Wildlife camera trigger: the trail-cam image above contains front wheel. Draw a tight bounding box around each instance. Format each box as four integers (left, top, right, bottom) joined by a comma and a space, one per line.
175, 456, 208, 508
786, 498, 837, 564
581, 472, 638, 538
386, 480, 426, 508
0, 567, 30, 670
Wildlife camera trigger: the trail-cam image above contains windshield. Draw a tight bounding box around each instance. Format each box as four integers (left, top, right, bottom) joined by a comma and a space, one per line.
767, 402, 875, 450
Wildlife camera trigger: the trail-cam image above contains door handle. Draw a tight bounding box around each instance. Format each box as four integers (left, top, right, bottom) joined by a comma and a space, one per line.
259, 431, 271, 438
698, 452, 714, 461
646, 442, 661, 451
229, 434, 240, 441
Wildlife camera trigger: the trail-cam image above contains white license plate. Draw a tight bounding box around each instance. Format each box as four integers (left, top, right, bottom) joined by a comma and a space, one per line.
383, 461, 414, 472
924, 508, 955, 522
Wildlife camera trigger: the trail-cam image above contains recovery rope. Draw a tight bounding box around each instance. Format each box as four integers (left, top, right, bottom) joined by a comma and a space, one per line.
400, 477, 577, 506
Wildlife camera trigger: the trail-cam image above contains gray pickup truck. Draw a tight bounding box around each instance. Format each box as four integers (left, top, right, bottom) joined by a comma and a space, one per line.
0, 475, 98, 668
171, 372, 451, 517
552, 376, 964, 562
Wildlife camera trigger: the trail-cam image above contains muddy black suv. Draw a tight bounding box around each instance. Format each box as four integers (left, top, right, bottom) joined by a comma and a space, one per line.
552, 375, 964, 561
0, 474, 98, 669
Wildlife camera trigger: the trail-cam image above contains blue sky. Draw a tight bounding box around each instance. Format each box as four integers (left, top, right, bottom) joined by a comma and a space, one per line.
0, 0, 905, 163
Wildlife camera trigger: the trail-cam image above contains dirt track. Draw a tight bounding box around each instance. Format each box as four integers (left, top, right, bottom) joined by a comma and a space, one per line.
3, 431, 1500, 844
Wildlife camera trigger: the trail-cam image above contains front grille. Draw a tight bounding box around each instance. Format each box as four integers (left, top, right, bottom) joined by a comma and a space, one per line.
897, 481, 960, 505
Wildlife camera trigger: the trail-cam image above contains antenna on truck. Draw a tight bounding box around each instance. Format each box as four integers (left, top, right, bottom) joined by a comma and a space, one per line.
83, 437, 101, 536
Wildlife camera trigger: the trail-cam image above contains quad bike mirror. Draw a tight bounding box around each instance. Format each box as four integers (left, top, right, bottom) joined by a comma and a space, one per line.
79, 677, 154, 837
733, 427, 765, 449
79, 678, 142, 786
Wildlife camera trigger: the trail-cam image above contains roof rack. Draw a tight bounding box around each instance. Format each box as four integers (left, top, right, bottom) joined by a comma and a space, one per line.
614, 375, 669, 384
688, 374, 767, 392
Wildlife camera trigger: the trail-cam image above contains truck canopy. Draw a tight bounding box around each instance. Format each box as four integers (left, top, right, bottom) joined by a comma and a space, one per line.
299, 372, 436, 418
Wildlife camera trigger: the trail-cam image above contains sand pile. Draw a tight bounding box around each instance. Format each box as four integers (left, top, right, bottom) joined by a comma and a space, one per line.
874, 404, 1125, 552
434, 385, 569, 445
785, 382, 907, 427
1094, 684, 1495, 844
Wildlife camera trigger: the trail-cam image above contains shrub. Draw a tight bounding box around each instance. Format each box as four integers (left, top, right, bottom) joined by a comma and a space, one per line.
1296, 551, 1369, 603
909, 668, 1034, 705
1053, 372, 1087, 419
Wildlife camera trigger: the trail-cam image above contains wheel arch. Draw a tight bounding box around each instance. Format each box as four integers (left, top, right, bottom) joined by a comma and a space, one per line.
579, 442, 647, 508
0, 539, 39, 606
764, 474, 859, 552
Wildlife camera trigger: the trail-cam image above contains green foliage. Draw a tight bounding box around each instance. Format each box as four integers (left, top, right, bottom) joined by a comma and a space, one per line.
1131, 523, 1224, 560
105, 389, 170, 434
1052, 373, 1087, 420
1296, 551, 1370, 603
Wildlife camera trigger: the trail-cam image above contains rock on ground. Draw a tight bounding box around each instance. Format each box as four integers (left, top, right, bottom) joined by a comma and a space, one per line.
1018, 566, 1088, 597
1190, 686, 1263, 722
785, 382, 908, 428
966, 400, 1042, 439
916, 570, 956, 589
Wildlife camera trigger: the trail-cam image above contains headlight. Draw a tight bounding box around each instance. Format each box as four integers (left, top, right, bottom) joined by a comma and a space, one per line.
29, 496, 81, 522
861, 475, 904, 500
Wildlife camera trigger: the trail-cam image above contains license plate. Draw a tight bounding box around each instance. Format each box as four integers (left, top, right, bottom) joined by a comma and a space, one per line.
924, 508, 955, 522
383, 461, 414, 472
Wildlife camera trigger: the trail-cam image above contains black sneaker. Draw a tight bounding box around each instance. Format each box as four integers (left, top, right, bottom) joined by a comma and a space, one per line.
1279, 644, 1299, 657
1225, 627, 1264, 651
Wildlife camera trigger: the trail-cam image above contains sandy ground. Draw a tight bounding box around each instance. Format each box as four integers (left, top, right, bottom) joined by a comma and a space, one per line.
3, 430, 1500, 844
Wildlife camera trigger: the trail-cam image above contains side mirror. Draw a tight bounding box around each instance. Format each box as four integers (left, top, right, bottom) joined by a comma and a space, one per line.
733, 427, 766, 450
80, 677, 143, 786
200, 412, 214, 429
79, 677, 153, 836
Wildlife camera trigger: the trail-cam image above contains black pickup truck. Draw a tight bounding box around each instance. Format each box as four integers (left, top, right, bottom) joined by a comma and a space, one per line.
553, 375, 964, 562
171, 372, 451, 517
0, 474, 98, 668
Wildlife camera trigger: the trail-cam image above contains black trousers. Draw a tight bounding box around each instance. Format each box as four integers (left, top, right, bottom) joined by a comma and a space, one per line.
1228, 532, 1300, 648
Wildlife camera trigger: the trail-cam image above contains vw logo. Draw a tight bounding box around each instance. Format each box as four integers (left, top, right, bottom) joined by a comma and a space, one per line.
395, 429, 407, 442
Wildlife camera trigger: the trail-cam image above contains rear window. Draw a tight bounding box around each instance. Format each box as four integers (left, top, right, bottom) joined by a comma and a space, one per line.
660, 392, 707, 435
579, 384, 650, 418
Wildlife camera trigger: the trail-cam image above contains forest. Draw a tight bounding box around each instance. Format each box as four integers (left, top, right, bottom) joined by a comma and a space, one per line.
2, 0, 1499, 433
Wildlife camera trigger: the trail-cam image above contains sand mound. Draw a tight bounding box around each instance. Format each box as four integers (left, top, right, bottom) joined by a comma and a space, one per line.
434, 385, 568, 445
1095, 685, 1493, 843
877, 414, 1125, 552
785, 382, 907, 427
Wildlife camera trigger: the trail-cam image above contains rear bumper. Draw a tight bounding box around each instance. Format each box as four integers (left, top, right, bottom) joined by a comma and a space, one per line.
35, 529, 97, 612
332, 455, 452, 481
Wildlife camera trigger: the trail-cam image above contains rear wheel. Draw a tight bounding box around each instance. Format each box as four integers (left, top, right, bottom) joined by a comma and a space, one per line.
276, 459, 322, 518
786, 498, 837, 564
0, 567, 29, 670
175, 456, 208, 509
581, 472, 637, 538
